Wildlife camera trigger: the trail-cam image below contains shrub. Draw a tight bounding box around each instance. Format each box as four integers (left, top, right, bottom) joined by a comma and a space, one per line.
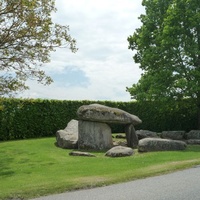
0, 98, 197, 141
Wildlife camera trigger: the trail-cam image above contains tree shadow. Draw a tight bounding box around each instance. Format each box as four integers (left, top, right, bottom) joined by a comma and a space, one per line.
0, 156, 15, 177
185, 145, 200, 152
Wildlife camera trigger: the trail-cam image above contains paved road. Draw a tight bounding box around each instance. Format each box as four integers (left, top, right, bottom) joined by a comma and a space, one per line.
31, 165, 200, 200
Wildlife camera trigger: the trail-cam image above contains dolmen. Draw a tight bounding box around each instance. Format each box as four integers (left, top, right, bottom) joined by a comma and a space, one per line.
77, 104, 142, 150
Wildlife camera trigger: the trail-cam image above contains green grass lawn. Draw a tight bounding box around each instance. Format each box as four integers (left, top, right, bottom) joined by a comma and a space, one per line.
1, 137, 200, 200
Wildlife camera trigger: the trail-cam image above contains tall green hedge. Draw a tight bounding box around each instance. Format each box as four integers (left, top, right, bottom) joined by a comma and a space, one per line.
0, 98, 198, 141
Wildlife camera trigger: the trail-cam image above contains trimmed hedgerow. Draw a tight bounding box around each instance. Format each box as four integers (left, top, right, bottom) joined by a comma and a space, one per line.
0, 98, 198, 141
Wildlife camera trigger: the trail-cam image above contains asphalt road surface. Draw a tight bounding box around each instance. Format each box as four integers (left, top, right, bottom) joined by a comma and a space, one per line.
31, 165, 200, 200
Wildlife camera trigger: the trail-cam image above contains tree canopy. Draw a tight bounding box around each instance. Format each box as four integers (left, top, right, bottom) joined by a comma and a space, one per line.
127, 0, 200, 104
0, 0, 77, 96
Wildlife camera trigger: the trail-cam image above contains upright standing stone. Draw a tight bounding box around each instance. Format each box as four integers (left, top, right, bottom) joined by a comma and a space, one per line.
56, 119, 78, 149
125, 124, 138, 148
78, 120, 113, 150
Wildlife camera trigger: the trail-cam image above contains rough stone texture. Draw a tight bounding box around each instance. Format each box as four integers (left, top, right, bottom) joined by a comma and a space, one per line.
78, 120, 113, 150
186, 139, 200, 145
161, 131, 185, 140
125, 124, 138, 148
138, 138, 187, 152
105, 146, 134, 157
77, 104, 142, 125
136, 130, 159, 140
69, 151, 96, 157
186, 130, 200, 139
56, 119, 78, 149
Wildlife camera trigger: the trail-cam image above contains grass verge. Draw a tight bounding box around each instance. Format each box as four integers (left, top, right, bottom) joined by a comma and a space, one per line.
0, 137, 200, 199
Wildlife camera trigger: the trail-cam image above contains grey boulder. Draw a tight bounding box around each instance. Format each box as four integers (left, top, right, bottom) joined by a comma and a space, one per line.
161, 131, 185, 140
186, 130, 200, 139
138, 138, 187, 152
56, 119, 78, 149
105, 146, 134, 157
69, 151, 96, 157
136, 130, 158, 140
77, 104, 142, 125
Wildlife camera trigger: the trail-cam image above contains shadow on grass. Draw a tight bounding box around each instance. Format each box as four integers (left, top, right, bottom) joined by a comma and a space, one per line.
54, 142, 107, 154
185, 145, 200, 152
0, 156, 15, 177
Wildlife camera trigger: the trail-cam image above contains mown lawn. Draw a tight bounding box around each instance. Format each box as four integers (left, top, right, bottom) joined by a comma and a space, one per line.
0, 137, 200, 200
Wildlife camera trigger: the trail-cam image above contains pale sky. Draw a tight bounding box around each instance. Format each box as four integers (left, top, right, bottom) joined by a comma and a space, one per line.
19, 0, 145, 101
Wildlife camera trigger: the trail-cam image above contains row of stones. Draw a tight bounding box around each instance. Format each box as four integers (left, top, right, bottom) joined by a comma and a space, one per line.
136, 130, 200, 141
56, 120, 200, 150
56, 119, 189, 157
69, 146, 134, 157
69, 138, 187, 158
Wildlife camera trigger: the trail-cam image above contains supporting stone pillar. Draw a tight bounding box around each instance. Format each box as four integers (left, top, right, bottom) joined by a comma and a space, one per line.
78, 120, 113, 150
125, 124, 138, 148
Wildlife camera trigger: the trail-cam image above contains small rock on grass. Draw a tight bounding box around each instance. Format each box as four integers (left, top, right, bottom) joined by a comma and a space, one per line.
105, 146, 134, 157
69, 151, 96, 157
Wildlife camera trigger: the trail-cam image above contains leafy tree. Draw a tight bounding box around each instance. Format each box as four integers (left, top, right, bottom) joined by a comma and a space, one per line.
0, 0, 77, 96
127, 0, 200, 127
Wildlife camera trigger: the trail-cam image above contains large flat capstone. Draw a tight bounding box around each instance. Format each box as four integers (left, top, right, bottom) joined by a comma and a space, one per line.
77, 104, 142, 125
